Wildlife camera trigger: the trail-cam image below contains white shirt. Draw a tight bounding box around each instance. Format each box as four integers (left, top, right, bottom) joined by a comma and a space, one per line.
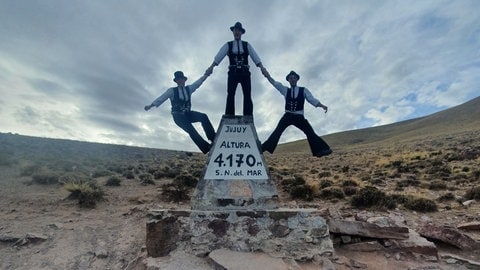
213, 40, 262, 66
269, 79, 322, 115
151, 76, 205, 108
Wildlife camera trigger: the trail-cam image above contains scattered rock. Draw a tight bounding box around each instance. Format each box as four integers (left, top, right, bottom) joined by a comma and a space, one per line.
13, 233, 48, 247
417, 223, 480, 250
342, 241, 385, 252
439, 253, 480, 269
328, 219, 409, 239
0, 235, 21, 244
462, 200, 476, 207
457, 221, 480, 231
394, 230, 437, 256
208, 249, 289, 270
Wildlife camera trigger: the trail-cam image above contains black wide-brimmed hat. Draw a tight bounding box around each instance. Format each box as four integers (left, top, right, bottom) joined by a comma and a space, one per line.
285, 70, 300, 81
230, 22, 246, 34
173, 71, 187, 82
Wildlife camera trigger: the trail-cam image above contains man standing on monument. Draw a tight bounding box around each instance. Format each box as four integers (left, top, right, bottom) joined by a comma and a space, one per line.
144, 71, 216, 154
205, 22, 266, 116
261, 69, 333, 157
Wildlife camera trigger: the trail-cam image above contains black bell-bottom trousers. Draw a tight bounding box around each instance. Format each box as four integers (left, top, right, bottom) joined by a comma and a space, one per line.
172, 111, 216, 153
225, 70, 252, 116
262, 112, 330, 155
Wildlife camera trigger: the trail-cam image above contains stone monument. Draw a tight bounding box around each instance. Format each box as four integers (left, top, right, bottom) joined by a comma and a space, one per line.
146, 115, 334, 261
191, 115, 278, 210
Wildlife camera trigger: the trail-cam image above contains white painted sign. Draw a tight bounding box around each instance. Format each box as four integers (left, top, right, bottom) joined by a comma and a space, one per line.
204, 123, 268, 180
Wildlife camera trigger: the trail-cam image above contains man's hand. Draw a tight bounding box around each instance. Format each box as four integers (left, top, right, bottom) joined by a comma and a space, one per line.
261, 67, 270, 78
144, 104, 153, 111
205, 66, 214, 76
320, 104, 328, 113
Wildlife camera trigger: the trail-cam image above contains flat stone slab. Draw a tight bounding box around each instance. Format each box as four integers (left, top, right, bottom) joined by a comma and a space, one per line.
146, 208, 334, 261
328, 219, 409, 239
209, 249, 289, 270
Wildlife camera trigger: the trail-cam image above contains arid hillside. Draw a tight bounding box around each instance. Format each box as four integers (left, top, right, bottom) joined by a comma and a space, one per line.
278, 96, 480, 152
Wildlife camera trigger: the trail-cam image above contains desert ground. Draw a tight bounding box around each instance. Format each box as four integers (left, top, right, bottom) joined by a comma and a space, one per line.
1, 127, 479, 269
1, 97, 480, 269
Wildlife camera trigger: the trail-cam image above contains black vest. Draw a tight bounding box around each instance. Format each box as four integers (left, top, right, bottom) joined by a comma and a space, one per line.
171, 86, 191, 113
285, 87, 305, 112
228, 40, 249, 71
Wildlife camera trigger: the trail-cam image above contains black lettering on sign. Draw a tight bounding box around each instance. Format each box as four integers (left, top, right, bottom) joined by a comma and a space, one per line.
220, 141, 251, 148
225, 125, 247, 133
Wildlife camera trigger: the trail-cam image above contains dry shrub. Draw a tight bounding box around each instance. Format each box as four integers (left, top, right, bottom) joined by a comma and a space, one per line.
32, 171, 60, 185
105, 176, 122, 186
319, 179, 333, 189
64, 181, 104, 208
290, 185, 314, 201
280, 175, 305, 191
139, 173, 155, 185
20, 164, 41, 176
428, 180, 447, 190
92, 169, 113, 178
342, 179, 359, 187
396, 177, 420, 188
437, 192, 455, 202
351, 186, 396, 210
174, 173, 198, 188
59, 172, 90, 184
402, 196, 437, 212
318, 171, 332, 178
160, 173, 198, 202
319, 186, 345, 200
160, 182, 190, 202
464, 187, 480, 200
343, 186, 358, 196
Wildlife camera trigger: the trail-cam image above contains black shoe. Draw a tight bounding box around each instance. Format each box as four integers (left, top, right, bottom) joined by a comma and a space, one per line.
313, 149, 332, 157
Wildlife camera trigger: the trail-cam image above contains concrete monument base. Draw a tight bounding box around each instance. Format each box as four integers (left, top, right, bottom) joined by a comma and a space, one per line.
146, 208, 334, 261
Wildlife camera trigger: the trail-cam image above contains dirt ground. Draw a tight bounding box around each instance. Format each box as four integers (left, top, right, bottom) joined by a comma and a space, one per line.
1, 132, 479, 269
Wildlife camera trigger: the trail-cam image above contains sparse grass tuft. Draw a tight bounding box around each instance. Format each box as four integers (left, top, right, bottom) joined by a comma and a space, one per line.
64, 181, 104, 208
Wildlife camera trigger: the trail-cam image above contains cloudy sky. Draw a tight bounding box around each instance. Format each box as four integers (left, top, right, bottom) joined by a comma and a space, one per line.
1, 0, 479, 152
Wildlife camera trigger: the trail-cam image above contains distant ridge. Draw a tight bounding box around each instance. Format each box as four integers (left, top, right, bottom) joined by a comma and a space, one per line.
277, 96, 480, 153
1, 96, 479, 155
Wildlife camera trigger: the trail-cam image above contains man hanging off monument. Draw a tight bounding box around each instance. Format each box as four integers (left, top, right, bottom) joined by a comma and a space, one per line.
261, 69, 333, 157
144, 71, 215, 154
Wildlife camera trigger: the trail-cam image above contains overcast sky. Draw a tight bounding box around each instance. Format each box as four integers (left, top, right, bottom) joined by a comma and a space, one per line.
1, 0, 479, 152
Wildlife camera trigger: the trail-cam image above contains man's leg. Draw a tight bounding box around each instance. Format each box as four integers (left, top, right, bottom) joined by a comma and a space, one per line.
225, 72, 239, 115
189, 111, 216, 142
239, 72, 253, 116
293, 116, 331, 156
262, 113, 292, 153
173, 113, 211, 154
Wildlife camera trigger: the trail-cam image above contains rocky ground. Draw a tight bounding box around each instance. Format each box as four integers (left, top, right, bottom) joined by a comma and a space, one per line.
0, 131, 479, 269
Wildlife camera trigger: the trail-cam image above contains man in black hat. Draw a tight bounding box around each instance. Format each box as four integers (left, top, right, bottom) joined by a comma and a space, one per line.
260, 69, 332, 157
206, 22, 266, 116
144, 71, 215, 154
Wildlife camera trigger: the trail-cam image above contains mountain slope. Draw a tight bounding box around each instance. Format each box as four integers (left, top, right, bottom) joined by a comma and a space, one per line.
277, 96, 480, 153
